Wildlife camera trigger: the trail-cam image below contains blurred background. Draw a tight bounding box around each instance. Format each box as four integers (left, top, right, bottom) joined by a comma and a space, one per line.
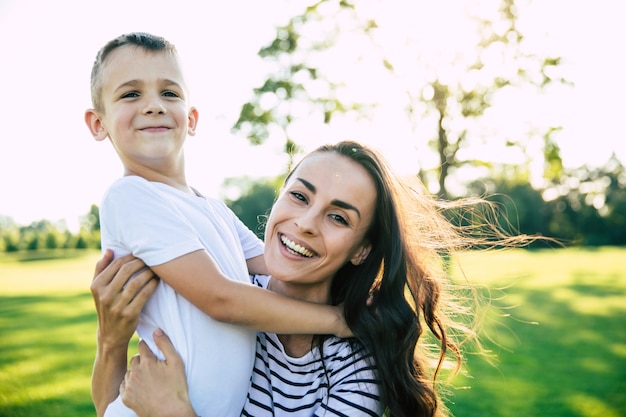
0, 0, 624, 242
0, 1, 624, 416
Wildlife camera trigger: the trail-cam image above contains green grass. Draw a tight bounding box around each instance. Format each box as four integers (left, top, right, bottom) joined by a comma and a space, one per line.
0, 248, 624, 417
0, 250, 138, 417
446, 247, 626, 417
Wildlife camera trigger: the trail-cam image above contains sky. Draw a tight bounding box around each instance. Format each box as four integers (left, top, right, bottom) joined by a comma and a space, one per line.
0, 0, 624, 232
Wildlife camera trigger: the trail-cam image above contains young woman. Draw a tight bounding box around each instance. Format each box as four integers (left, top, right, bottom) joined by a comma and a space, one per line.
93, 140, 528, 416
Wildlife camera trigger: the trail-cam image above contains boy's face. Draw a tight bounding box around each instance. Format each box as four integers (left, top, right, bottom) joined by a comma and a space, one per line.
85, 45, 198, 175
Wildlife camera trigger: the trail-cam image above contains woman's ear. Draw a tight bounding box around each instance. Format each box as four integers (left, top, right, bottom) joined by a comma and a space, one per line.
84, 109, 109, 141
350, 243, 372, 266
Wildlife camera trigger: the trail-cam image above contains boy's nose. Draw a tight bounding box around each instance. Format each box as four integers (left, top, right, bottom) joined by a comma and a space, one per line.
144, 97, 166, 115
145, 106, 165, 115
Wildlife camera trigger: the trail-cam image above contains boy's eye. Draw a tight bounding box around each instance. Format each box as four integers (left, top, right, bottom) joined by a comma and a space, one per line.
163, 90, 180, 98
121, 91, 139, 99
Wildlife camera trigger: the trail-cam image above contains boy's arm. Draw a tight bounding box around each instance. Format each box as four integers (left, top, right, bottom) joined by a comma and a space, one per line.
153, 250, 350, 336
246, 254, 269, 276
90, 251, 158, 417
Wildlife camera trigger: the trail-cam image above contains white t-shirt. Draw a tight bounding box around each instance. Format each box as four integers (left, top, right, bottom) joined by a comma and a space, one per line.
242, 275, 383, 416
100, 176, 264, 417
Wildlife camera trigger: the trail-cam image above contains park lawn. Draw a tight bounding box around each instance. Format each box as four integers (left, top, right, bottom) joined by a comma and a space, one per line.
0, 250, 140, 417
446, 247, 626, 417
0, 247, 625, 417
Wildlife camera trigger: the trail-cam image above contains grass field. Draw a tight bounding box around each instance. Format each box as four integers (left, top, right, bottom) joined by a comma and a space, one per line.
0, 247, 624, 417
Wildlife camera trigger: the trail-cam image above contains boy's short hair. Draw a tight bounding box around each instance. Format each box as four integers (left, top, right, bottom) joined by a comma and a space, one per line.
90, 32, 178, 111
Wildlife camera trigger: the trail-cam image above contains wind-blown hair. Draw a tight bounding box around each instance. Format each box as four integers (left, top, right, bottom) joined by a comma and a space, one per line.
289, 140, 531, 417
89, 32, 178, 111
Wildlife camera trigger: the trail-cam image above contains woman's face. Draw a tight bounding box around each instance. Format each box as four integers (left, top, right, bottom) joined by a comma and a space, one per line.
264, 152, 376, 302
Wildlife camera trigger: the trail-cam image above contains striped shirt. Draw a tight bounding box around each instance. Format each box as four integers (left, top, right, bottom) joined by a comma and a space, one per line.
242, 276, 382, 416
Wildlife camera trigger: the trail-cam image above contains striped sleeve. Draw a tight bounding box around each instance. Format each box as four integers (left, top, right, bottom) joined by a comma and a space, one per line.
313, 340, 381, 417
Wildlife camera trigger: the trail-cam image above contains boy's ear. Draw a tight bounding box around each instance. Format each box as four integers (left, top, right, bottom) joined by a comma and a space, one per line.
187, 107, 199, 136
84, 109, 109, 141
350, 243, 372, 266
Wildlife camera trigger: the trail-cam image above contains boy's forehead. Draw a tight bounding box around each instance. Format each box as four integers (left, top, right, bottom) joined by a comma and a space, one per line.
100, 45, 186, 87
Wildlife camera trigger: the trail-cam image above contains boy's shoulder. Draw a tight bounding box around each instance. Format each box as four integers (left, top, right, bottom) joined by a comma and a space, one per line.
103, 175, 151, 197
108, 175, 149, 188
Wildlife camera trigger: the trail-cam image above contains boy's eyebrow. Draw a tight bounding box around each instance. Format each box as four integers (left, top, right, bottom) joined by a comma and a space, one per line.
113, 80, 141, 93
113, 78, 182, 93
296, 178, 361, 219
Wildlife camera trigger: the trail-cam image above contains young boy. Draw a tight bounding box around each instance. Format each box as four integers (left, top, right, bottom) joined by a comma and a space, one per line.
84, 33, 348, 417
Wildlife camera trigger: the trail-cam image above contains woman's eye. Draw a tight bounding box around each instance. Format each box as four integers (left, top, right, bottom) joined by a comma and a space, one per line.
290, 191, 307, 203
330, 214, 349, 226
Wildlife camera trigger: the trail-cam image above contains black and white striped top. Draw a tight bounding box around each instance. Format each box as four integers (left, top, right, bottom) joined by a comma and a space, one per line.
242, 276, 382, 416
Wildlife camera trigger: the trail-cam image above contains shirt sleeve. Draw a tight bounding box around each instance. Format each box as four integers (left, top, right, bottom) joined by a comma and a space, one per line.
214, 198, 264, 260
315, 342, 383, 417
100, 176, 204, 266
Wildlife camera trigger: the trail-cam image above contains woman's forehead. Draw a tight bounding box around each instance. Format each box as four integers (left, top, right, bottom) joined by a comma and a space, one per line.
293, 152, 376, 195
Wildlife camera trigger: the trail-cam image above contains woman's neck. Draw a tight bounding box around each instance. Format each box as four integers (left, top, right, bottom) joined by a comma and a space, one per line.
267, 277, 330, 358
267, 277, 330, 305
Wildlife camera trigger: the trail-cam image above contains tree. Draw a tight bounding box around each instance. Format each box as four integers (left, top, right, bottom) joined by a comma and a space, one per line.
0, 216, 18, 252
232, 0, 374, 173
80, 204, 100, 232
466, 154, 626, 246
222, 176, 281, 239
414, 1, 567, 197
542, 154, 626, 245
233, 0, 567, 197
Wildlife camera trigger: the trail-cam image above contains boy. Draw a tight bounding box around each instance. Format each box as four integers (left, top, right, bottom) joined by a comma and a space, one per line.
84, 33, 348, 417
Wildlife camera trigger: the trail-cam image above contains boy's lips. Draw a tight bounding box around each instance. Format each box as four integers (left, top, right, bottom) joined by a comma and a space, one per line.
139, 126, 170, 132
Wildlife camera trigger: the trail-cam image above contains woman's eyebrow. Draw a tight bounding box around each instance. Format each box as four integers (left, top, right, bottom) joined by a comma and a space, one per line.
296, 178, 316, 193
296, 178, 361, 219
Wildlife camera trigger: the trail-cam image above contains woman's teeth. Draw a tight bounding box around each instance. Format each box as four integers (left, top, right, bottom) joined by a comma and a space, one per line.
280, 235, 313, 257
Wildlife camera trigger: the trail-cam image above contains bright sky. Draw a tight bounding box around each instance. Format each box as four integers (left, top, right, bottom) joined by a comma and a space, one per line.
0, 0, 624, 232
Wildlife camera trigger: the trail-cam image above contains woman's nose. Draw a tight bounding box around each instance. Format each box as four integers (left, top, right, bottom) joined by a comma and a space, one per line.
294, 212, 318, 235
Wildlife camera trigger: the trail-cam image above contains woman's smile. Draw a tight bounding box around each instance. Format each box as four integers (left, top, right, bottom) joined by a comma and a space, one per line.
279, 233, 316, 258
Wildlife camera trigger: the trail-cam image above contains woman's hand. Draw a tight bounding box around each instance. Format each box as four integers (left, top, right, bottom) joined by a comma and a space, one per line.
90, 249, 158, 417
91, 250, 158, 350
121, 329, 197, 417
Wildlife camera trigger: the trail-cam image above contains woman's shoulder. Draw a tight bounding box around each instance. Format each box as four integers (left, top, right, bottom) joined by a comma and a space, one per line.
250, 274, 270, 289
324, 337, 368, 356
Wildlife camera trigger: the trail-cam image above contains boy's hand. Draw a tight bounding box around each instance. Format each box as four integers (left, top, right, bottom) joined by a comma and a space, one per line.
121, 329, 196, 417
334, 304, 354, 338
91, 250, 158, 350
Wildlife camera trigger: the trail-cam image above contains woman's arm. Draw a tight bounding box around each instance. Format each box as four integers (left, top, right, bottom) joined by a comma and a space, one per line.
90, 250, 158, 417
153, 250, 351, 337
121, 329, 196, 417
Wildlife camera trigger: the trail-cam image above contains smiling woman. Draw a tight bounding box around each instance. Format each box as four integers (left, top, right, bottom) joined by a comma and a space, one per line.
261, 151, 376, 293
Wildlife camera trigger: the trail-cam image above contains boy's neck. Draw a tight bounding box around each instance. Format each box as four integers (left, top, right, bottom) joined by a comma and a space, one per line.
124, 168, 193, 194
